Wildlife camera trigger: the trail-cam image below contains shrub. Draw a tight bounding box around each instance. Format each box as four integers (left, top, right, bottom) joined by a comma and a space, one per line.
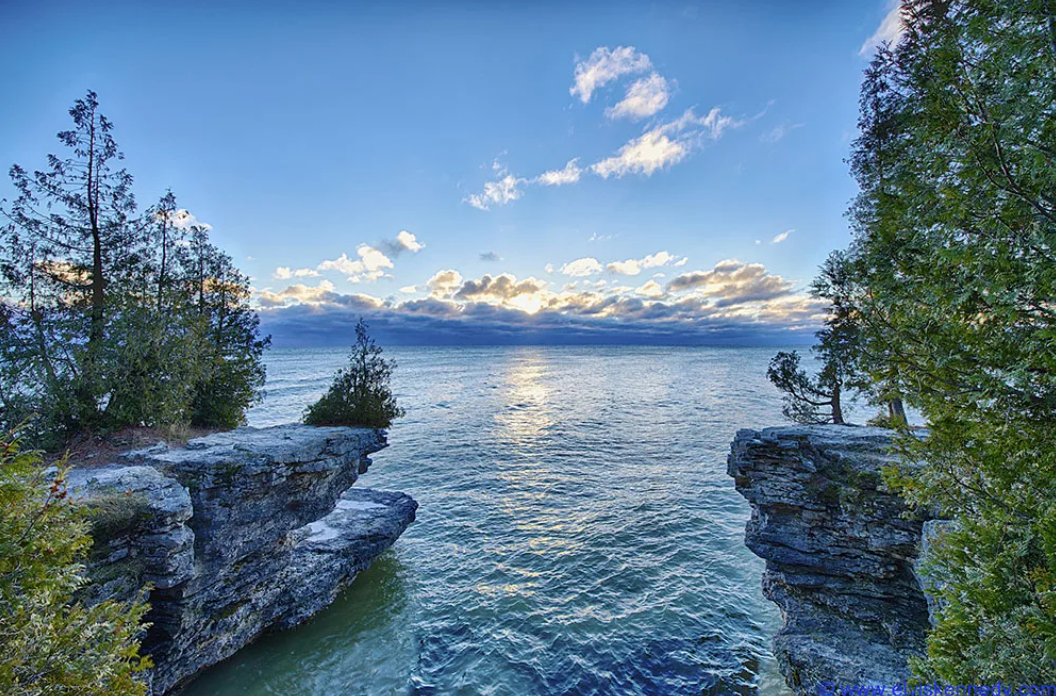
304, 319, 404, 429
0, 428, 151, 695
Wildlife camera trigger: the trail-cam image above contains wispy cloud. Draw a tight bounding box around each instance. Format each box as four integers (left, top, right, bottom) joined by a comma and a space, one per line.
760, 122, 803, 144
570, 46, 652, 103
860, 1, 906, 55
607, 73, 670, 121
771, 229, 793, 244
535, 159, 583, 186
480, 251, 503, 262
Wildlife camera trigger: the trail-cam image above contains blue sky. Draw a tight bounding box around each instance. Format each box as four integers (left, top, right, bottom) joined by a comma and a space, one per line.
0, 1, 902, 346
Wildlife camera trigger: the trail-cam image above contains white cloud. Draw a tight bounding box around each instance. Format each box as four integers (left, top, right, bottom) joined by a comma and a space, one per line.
164, 208, 212, 231
606, 250, 682, 276
380, 230, 425, 256
257, 279, 337, 307
273, 266, 320, 280
667, 258, 794, 307
771, 229, 793, 244
607, 73, 670, 121
592, 107, 741, 179
318, 244, 394, 283
399, 285, 419, 294
570, 46, 652, 103
592, 129, 687, 179
464, 167, 527, 211
760, 123, 803, 144
635, 280, 666, 298
535, 159, 583, 186
860, 1, 906, 55
427, 269, 464, 297
559, 257, 604, 277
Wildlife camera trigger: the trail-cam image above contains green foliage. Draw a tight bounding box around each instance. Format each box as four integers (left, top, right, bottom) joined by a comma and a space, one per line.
839, 0, 1056, 681
304, 319, 404, 429
0, 428, 150, 694
0, 92, 268, 447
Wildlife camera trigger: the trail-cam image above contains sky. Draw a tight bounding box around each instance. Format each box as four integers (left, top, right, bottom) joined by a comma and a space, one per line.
0, 1, 903, 346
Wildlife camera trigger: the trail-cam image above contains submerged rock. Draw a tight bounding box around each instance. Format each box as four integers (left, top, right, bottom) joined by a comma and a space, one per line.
69, 424, 417, 695
728, 425, 930, 695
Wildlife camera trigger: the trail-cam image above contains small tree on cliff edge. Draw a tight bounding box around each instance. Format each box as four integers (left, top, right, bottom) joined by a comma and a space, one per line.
304, 319, 404, 429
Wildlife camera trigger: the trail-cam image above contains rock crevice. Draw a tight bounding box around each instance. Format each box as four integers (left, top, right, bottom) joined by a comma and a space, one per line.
69, 424, 417, 695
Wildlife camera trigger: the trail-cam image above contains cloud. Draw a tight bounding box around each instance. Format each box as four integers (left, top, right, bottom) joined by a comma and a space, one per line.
464, 166, 527, 210
317, 244, 394, 282
399, 285, 419, 294
272, 266, 320, 280
607, 73, 670, 121
860, 1, 906, 55
257, 280, 338, 307
570, 46, 652, 103
667, 258, 794, 306
606, 250, 684, 276
592, 129, 687, 178
535, 159, 583, 186
162, 208, 212, 231
771, 229, 793, 244
427, 269, 464, 297
558, 257, 604, 277
480, 251, 503, 262
635, 280, 666, 298
760, 123, 803, 144
380, 230, 425, 256
454, 273, 547, 304
592, 107, 740, 179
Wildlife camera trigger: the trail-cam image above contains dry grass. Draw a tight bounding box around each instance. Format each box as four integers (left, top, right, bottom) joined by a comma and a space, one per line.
56, 425, 221, 469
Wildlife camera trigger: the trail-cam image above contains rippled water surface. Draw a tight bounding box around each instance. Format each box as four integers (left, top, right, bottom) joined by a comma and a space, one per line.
182, 346, 797, 696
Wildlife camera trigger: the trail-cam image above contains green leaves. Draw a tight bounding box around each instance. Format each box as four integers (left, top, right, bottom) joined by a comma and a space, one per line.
304, 319, 404, 429
0, 429, 150, 695
845, 0, 1056, 681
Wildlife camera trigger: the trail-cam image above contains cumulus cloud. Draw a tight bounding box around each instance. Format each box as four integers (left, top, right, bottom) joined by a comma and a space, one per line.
317, 245, 394, 283
380, 230, 425, 256
667, 258, 793, 307
272, 266, 320, 280
558, 257, 604, 277
570, 46, 652, 103
162, 208, 212, 231
861, 1, 906, 55
607, 73, 670, 121
535, 159, 583, 186
257, 280, 338, 307
606, 250, 684, 276
771, 229, 792, 244
635, 280, 666, 298
256, 260, 823, 347
427, 269, 464, 297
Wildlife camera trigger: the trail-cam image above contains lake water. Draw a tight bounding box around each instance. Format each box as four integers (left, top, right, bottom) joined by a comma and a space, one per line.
181, 346, 804, 696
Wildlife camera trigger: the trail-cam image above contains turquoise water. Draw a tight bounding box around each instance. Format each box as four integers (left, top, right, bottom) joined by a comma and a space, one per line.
181, 346, 799, 696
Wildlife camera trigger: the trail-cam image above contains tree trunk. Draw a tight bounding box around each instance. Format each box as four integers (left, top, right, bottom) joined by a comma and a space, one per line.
888, 397, 906, 423
831, 384, 845, 425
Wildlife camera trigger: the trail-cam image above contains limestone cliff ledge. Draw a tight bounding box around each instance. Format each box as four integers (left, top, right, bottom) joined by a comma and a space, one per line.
68, 424, 418, 695
728, 425, 931, 695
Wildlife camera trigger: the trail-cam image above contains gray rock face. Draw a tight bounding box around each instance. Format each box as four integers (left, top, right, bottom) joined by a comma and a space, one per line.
728, 425, 930, 695
71, 425, 417, 695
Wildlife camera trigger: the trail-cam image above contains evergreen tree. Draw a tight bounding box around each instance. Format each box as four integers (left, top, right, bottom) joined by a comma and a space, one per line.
305, 319, 403, 429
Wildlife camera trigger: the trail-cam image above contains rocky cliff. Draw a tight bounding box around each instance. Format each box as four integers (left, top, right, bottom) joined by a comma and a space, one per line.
728, 425, 930, 695
68, 424, 417, 695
